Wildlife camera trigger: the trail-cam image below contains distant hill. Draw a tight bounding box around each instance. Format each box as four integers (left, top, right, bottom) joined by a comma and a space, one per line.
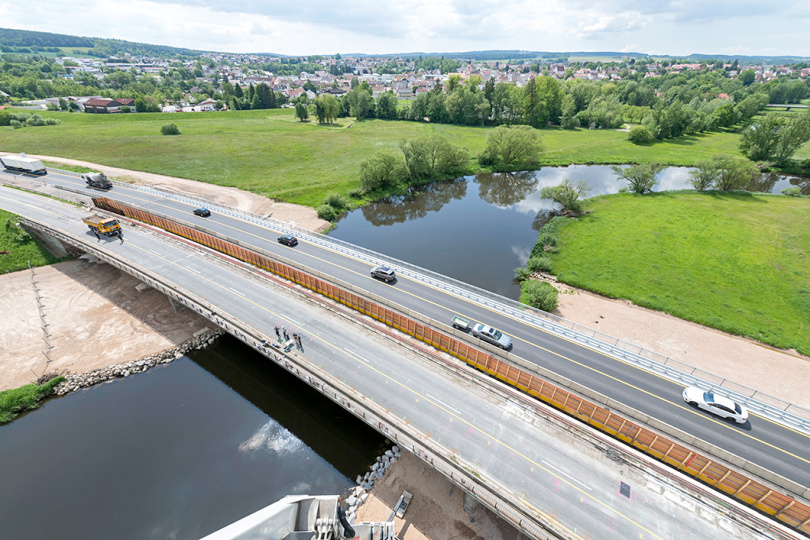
1, 27, 809, 64
0, 27, 205, 59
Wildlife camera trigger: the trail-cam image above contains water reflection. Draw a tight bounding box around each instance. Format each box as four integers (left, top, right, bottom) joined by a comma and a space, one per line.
475, 171, 538, 207
331, 165, 807, 300
360, 177, 467, 226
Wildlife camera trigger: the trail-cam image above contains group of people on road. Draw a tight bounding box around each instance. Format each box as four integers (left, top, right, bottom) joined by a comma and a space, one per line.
274, 325, 304, 351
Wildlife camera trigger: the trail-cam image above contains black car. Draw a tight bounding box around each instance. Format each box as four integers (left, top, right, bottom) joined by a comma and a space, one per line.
193, 207, 211, 217
370, 266, 396, 282
277, 234, 298, 246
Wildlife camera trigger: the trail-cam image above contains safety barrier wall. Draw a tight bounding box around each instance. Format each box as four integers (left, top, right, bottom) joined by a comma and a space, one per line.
48, 172, 810, 429
91, 198, 810, 537
19, 216, 556, 540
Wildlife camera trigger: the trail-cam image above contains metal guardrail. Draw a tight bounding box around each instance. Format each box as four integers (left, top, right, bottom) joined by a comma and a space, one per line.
63, 173, 810, 434
19, 215, 558, 540
40, 205, 810, 538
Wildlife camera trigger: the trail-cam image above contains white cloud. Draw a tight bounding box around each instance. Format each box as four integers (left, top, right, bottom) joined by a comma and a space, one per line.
1, 0, 808, 56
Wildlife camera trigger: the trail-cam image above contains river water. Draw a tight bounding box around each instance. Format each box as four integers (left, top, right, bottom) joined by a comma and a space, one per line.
0, 336, 386, 539
330, 165, 809, 299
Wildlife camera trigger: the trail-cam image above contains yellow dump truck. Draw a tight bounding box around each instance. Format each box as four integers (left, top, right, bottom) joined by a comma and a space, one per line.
82, 214, 121, 236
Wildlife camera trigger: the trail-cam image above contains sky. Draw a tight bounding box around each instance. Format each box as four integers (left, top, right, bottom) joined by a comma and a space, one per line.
4, 0, 809, 57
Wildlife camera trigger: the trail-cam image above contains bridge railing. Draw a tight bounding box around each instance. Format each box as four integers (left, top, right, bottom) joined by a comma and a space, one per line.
77, 201, 810, 538
18, 215, 558, 540
72, 178, 810, 432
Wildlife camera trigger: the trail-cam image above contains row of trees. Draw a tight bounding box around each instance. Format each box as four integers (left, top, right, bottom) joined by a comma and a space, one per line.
358, 126, 544, 195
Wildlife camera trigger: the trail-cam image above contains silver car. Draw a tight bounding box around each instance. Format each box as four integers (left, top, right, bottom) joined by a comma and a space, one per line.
682, 386, 749, 424
471, 324, 512, 350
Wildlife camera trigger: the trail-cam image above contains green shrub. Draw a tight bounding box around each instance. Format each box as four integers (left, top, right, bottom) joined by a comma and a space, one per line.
781, 186, 802, 197
161, 123, 181, 135
520, 280, 559, 312
324, 192, 348, 209
628, 125, 653, 145
514, 266, 531, 281
317, 204, 337, 221
45, 118, 60, 125
26, 114, 46, 126
10, 119, 23, 129
347, 188, 363, 198
527, 255, 553, 272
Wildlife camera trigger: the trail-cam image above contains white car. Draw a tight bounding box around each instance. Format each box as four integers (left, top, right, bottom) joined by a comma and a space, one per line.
471, 324, 512, 350
682, 386, 749, 424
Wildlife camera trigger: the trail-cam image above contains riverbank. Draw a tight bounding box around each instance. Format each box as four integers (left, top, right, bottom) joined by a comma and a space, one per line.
0, 258, 215, 391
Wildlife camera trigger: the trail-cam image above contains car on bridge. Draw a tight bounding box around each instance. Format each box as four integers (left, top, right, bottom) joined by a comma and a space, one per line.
193, 207, 211, 217
371, 266, 396, 283
683, 386, 749, 424
471, 324, 512, 350
277, 234, 298, 247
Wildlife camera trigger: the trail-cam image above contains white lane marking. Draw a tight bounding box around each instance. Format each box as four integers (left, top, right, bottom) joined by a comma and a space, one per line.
541, 460, 592, 490
345, 349, 371, 363
285, 317, 302, 326
228, 286, 246, 297
425, 393, 462, 416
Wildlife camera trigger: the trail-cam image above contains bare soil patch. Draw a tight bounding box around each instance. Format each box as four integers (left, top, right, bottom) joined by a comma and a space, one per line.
0, 259, 212, 391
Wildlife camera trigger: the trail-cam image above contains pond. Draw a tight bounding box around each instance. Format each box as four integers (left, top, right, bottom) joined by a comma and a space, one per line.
0, 336, 386, 540
330, 165, 808, 299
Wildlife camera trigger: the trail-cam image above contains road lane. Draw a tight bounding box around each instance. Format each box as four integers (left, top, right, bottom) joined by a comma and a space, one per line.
14, 170, 810, 489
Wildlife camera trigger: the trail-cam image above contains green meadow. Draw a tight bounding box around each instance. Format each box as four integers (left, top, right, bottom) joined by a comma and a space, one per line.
1, 108, 747, 206
550, 192, 810, 356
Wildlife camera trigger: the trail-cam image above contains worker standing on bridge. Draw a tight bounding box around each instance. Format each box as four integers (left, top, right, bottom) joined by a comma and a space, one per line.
274, 325, 280, 339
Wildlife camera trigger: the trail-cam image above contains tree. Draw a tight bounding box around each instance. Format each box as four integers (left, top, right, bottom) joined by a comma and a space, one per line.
359, 151, 407, 192
477, 125, 543, 170
711, 154, 760, 191
160, 123, 181, 135
611, 162, 664, 194
312, 94, 340, 123
375, 91, 398, 120
399, 134, 469, 181
539, 179, 590, 213
739, 69, 756, 86
134, 96, 146, 113
295, 102, 309, 122
740, 111, 810, 164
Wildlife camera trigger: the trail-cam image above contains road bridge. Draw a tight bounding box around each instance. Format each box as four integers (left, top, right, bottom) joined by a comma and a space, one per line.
1, 177, 808, 539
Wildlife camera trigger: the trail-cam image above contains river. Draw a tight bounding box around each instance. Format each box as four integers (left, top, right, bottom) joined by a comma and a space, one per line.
330, 165, 809, 299
0, 336, 386, 539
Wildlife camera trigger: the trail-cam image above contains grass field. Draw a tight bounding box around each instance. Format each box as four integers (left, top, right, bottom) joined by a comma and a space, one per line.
0, 108, 752, 207
550, 192, 810, 356
0, 207, 68, 273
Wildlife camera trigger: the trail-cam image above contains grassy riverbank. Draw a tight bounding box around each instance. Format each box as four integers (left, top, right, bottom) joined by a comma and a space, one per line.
0, 376, 64, 424
548, 192, 810, 356
1, 108, 750, 206
0, 208, 68, 273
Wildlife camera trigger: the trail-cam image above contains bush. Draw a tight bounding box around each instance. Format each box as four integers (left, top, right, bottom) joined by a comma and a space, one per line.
324, 192, 348, 210
781, 186, 802, 197
628, 125, 653, 145
514, 266, 531, 281
317, 204, 337, 221
161, 123, 181, 135
26, 114, 45, 126
45, 118, 60, 125
10, 119, 23, 129
520, 280, 559, 312
120, 105, 131, 113
347, 188, 363, 198
527, 255, 553, 273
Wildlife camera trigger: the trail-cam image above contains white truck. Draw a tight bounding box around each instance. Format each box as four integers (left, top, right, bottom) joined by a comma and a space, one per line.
0, 155, 47, 175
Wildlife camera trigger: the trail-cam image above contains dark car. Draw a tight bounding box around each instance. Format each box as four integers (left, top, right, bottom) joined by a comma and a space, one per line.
277, 234, 298, 247
193, 207, 211, 217
370, 266, 396, 282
